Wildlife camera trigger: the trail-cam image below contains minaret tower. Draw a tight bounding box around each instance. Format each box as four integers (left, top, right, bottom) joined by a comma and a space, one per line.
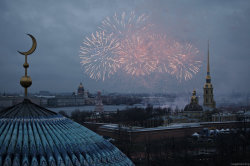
203, 41, 216, 109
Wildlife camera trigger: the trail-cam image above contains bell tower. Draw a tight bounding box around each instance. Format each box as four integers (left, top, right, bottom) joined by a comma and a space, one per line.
203, 41, 216, 109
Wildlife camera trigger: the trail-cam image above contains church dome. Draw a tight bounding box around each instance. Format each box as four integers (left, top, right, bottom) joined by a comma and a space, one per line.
78, 83, 84, 95
79, 83, 83, 89
184, 90, 203, 112
184, 103, 203, 112
0, 99, 133, 166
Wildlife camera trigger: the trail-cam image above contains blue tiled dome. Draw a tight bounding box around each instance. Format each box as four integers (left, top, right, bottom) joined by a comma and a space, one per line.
0, 99, 134, 166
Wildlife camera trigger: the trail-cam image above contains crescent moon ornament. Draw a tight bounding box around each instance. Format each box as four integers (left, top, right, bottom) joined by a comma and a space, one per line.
18, 33, 37, 97
18, 34, 37, 55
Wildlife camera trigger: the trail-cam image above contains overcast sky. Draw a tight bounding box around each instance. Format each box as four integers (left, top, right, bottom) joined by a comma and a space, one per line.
0, 0, 249, 95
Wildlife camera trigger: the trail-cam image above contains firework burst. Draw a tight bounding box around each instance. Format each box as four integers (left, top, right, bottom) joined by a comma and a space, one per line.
118, 35, 158, 76
150, 36, 201, 81
80, 11, 202, 82
79, 31, 121, 81
148, 34, 174, 74
99, 11, 152, 39
167, 42, 201, 81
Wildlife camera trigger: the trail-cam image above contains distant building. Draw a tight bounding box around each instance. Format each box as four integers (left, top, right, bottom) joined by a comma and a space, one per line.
45, 82, 94, 107
203, 42, 216, 109
0, 96, 41, 108
183, 90, 203, 118
77, 82, 84, 96
212, 113, 237, 122
238, 110, 250, 122
0, 97, 14, 108
84, 90, 89, 99
47, 95, 85, 107
94, 91, 104, 112
39, 90, 50, 96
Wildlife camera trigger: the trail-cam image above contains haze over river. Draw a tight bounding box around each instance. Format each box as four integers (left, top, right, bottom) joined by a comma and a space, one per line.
47, 96, 188, 116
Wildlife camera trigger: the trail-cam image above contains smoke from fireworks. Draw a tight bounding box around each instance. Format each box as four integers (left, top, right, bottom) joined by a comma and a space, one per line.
118, 35, 158, 76
151, 36, 201, 81
80, 11, 202, 81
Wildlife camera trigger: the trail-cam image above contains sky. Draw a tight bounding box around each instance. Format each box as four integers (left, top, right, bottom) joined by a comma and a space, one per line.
0, 0, 250, 95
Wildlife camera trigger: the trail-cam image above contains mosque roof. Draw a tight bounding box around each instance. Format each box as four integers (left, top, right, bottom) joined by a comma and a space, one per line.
0, 99, 133, 166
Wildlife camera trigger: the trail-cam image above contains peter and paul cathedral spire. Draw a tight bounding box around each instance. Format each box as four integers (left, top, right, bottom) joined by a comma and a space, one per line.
206, 41, 212, 83
203, 41, 216, 109
207, 41, 210, 77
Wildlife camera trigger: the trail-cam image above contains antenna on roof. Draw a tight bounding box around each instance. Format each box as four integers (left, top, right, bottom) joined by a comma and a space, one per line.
18, 34, 37, 97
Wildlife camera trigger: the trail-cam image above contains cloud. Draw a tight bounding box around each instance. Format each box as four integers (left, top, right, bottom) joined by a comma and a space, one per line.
0, 0, 249, 94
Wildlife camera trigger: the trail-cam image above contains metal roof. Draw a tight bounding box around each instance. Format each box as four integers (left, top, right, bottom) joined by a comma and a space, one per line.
0, 99, 133, 166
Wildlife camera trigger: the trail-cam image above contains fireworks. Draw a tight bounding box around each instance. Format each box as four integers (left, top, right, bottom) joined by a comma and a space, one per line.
118, 35, 158, 76
168, 42, 201, 81
153, 39, 201, 81
148, 34, 173, 74
80, 11, 202, 81
99, 11, 152, 39
79, 31, 121, 81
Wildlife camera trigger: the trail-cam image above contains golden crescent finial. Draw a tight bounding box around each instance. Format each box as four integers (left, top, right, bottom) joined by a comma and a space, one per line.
19, 34, 37, 97
18, 34, 37, 56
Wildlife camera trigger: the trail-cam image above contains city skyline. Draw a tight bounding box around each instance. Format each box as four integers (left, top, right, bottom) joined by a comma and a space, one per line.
0, 0, 250, 94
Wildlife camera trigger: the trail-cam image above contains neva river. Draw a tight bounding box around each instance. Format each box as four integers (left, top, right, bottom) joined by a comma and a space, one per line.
47, 96, 188, 116
48, 105, 145, 115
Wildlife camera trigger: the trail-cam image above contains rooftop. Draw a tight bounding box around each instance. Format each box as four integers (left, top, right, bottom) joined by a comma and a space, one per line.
0, 99, 134, 165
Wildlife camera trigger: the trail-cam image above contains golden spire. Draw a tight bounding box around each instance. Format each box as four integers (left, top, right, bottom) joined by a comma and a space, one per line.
206, 40, 211, 83
18, 34, 37, 97
207, 40, 210, 75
